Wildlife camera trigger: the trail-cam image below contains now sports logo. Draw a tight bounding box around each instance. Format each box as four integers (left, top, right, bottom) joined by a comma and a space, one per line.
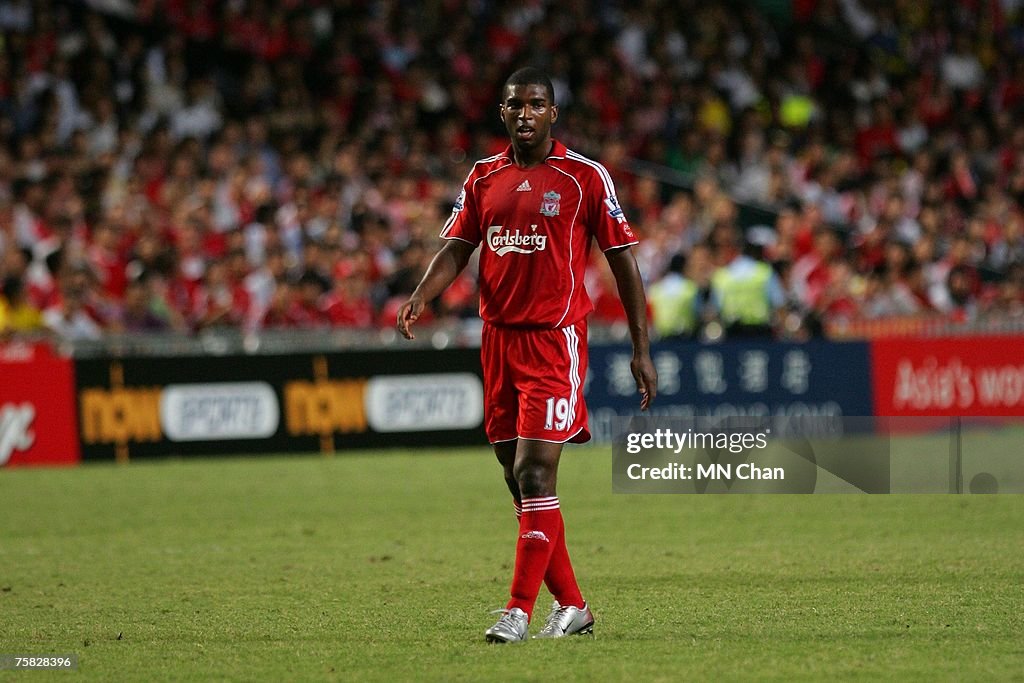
0, 402, 36, 466
487, 225, 548, 257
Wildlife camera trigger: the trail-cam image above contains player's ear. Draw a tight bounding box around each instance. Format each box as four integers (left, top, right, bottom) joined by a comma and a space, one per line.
550, 103, 558, 125
498, 103, 505, 124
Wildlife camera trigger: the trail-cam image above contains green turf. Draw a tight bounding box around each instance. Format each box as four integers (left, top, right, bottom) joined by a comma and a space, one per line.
1, 447, 1023, 682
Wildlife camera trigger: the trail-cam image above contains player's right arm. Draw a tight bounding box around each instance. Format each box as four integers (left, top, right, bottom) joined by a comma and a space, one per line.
399, 161, 489, 339
397, 239, 476, 340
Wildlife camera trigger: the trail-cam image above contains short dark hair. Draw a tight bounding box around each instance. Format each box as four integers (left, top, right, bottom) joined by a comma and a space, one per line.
667, 253, 687, 274
503, 67, 555, 102
2, 276, 23, 301
297, 269, 329, 292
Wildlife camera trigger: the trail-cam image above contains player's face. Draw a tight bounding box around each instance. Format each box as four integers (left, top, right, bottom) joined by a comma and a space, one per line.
500, 83, 557, 152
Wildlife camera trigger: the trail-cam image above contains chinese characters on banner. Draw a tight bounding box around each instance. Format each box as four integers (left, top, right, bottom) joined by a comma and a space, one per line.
586, 341, 873, 442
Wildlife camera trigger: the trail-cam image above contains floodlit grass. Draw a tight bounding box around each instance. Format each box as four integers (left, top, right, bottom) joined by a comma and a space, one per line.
1, 447, 1022, 681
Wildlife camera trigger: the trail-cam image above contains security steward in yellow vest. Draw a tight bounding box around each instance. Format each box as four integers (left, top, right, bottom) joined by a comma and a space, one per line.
649, 247, 712, 340
709, 225, 784, 337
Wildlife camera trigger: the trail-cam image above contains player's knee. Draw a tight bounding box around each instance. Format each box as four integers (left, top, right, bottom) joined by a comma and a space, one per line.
514, 460, 554, 498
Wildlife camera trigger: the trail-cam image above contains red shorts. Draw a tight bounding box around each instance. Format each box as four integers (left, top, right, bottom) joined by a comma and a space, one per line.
481, 320, 591, 445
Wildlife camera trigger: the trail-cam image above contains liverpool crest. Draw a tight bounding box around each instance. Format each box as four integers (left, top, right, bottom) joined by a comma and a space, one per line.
540, 191, 560, 217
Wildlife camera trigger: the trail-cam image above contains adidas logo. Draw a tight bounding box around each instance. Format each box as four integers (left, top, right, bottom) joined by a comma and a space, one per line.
520, 530, 549, 542
516, 180, 532, 192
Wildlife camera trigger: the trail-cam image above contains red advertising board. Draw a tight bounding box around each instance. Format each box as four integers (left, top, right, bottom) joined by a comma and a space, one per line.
872, 336, 1024, 416
0, 343, 80, 466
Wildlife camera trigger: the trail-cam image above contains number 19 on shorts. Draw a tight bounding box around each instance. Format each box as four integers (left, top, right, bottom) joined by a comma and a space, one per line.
544, 397, 571, 431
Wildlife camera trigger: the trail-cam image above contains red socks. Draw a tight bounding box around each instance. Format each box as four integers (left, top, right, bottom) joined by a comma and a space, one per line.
508, 496, 583, 620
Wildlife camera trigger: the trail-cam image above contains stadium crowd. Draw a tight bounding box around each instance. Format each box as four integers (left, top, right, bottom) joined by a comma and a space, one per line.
1, 0, 1024, 342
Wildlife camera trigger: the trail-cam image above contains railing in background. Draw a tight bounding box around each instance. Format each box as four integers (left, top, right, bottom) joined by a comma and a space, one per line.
827, 315, 1024, 339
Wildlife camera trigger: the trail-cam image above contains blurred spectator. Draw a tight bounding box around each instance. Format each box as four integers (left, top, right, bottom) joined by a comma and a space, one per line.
944, 264, 979, 322
0, 274, 44, 336
41, 266, 104, 340
116, 275, 171, 332
193, 258, 250, 330
791, 228, 845, 310
260, 278, 299, 329
292, 269, 330, 327
709, 224, 785, 337
324, 273, 373, 328
648, 245, 713, 339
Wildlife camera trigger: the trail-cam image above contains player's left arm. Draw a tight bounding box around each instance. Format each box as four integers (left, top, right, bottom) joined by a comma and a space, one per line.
586, 159, 657, 409
605, 246, 658, 410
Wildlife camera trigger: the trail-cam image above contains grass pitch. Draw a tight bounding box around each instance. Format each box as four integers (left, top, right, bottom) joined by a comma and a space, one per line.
1, 447, 1023, 682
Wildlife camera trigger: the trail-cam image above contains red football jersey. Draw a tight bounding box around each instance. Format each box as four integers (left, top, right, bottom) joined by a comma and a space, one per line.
441, 140, 638, 328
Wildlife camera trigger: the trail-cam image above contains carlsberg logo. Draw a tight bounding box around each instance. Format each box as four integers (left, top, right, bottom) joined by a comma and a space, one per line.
487, 225, 548, 256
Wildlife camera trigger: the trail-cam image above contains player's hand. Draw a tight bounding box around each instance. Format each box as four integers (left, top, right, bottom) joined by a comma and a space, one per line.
396, 296, 424, 340
631, 352, 658, 411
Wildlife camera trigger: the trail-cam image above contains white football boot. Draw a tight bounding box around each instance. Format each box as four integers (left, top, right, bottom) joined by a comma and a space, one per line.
484, 607, 529, 643
533, 601, 595, 638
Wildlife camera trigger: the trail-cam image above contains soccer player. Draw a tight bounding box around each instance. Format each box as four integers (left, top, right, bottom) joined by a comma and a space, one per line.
397, 67, 657, 643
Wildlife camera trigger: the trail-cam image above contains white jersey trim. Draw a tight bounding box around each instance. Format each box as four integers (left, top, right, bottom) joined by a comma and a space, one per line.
440, 155, 511, 239
565, 150, 616, 199
443, 235, 477, 246
564, 147, 636, 252
563, 325, 581, 425
547, 163, 583, 328
473, 159, 514, 191
602, 239, 640, 252
514, 426, 586, 444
